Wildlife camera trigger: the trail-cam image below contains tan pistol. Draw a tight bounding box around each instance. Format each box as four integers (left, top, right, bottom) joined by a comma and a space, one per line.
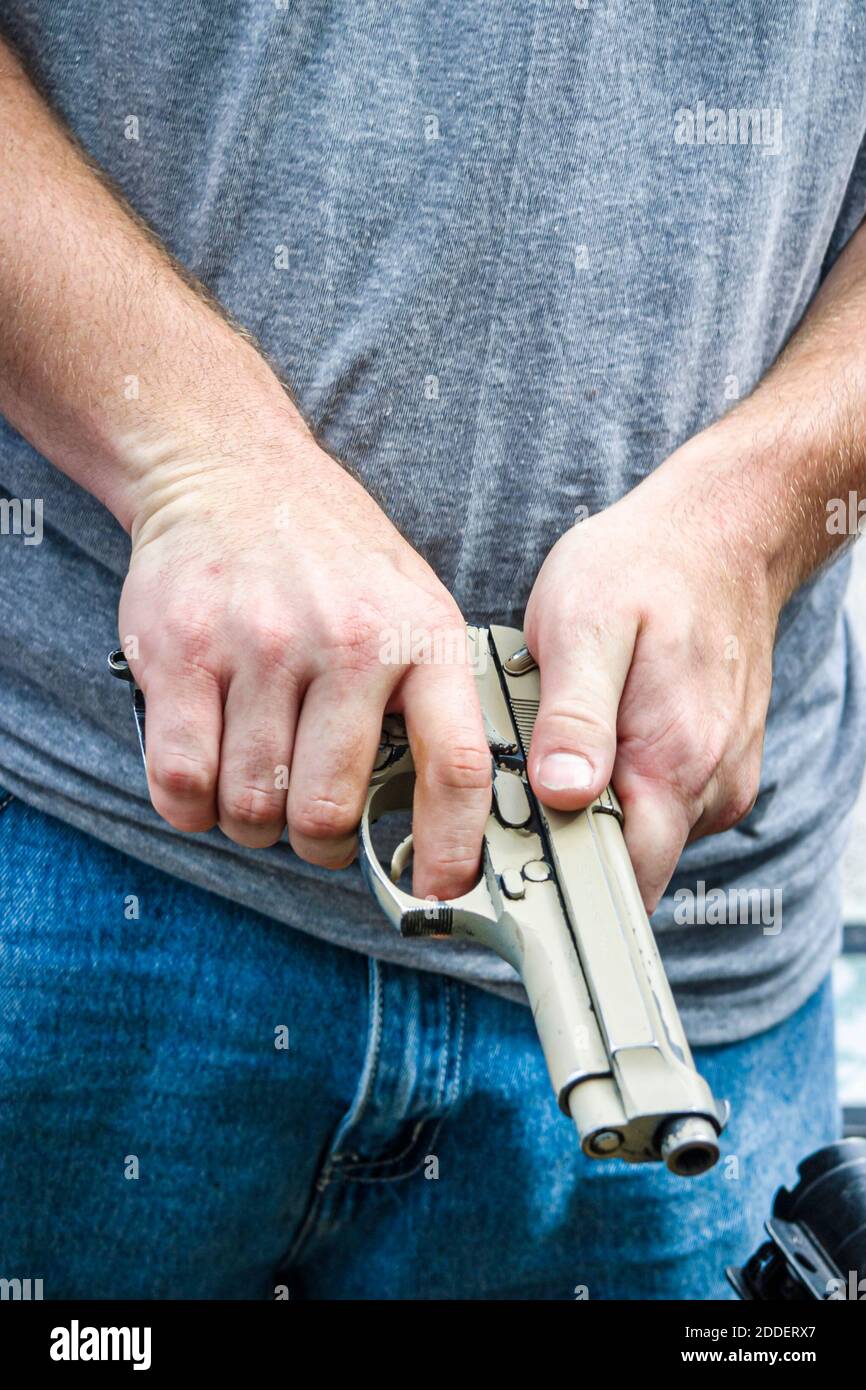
358, 625, 729, 1177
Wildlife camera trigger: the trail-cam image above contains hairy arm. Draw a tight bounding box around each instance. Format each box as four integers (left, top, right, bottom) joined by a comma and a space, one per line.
685, 221, 866, 607
0, 35, 310, 527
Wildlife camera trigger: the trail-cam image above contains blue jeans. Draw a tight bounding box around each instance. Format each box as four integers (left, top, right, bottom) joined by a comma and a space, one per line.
0, 791, 840, 1300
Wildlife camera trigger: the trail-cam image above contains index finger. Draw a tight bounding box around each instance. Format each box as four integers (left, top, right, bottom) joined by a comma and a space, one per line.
399, 648, 491, 902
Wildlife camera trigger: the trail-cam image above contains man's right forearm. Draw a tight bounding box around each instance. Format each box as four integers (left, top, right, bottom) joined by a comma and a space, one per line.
0, 32, 312, 534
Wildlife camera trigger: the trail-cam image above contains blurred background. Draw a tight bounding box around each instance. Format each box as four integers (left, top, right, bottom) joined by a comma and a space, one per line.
839, 544, 866, 1137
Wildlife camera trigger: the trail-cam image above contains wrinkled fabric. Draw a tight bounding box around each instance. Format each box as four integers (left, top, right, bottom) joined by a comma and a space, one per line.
1, 2, 865, 1041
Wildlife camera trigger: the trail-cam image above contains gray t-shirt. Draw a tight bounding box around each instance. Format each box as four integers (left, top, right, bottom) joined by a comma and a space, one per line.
1, 1, 865, 1044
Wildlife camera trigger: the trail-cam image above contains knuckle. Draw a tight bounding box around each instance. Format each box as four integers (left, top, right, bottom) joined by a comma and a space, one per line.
290, 796, 359, 842
249, 615, 298, 674
164, 611, 219, 672
222, 784, 284, 828
430, 845, 481, 875
150, 753, 215, 801
327, 602, 387, 670
715, 778, 759, 831
424, 742, 491, 793
538, 699, 616, 750
423, 600, 465, 638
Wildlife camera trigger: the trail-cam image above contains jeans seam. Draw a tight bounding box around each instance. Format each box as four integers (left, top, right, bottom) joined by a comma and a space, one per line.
340, 973, 450, 1178
341, 977, 466, 1183
338, 956, 384, 1139
277, 957, 383, 1274
342, 971, 452, 1176
340, 1116, 429, 1178
339, 1121, 445, 1183
448, 981, 467, 1109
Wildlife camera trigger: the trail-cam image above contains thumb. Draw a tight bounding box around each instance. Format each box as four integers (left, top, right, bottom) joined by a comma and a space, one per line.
527, 616, 638, 811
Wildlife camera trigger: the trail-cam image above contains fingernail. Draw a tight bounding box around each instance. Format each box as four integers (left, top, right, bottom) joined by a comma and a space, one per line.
538, 752, 594, 792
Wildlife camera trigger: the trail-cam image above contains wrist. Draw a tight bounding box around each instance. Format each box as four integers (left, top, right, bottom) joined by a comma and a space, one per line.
108, 335, 317, 538
124, 415, 327, 551
650, 417, 808, 615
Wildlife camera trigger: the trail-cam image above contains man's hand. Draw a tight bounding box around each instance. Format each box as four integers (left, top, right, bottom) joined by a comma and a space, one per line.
119, 436, 490, 900
525, 206, 866, 912
0, 32, 489, 902
524, 441, 779, 911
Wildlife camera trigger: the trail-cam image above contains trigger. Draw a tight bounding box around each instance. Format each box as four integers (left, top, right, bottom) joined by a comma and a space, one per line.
390, 834, 414, 884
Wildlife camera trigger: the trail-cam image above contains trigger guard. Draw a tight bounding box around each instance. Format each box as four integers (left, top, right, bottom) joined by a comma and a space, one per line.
358, 771, 417, 931
358, 772, 498, 938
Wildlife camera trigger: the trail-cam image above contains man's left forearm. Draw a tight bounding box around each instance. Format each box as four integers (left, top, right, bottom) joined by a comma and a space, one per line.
674, 217, 866, 611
